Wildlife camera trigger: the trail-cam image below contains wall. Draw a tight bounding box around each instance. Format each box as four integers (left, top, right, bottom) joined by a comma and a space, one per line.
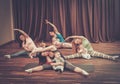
0, 0, 14, 46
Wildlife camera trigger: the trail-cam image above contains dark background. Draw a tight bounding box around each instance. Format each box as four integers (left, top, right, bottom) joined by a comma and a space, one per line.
12, 0, 120, 42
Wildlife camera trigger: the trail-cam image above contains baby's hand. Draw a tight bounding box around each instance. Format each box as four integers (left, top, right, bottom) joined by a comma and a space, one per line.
45, 19, 49, 24
59, 62, 64, 66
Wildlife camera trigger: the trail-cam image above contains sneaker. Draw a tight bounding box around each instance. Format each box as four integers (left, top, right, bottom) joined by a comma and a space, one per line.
25, 69, 33, 73
112, 56, 119, 60
4, 55, 11, 59
81, 70, 89, 76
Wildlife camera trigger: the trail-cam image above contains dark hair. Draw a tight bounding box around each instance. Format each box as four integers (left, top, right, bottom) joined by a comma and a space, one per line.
48, 27, 54, 32
37, 53, 47, 65
54, 50, 65, 60
15, 33, 23, 47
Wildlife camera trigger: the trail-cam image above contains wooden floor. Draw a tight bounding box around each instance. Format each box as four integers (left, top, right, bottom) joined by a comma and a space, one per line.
0, 41, 120, 84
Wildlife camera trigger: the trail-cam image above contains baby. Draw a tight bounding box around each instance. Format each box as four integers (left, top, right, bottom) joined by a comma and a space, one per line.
51, 51, 65, 73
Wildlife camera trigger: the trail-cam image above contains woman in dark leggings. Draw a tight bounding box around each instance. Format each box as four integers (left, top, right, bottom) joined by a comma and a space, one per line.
25, 51, 89, 76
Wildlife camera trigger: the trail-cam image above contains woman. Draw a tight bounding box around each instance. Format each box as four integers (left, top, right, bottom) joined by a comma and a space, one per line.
4, 29, 56, 59
64, 35, 119, 61
45, 19, 72, 48
25, 50, 89, 76
71, 38, 91, 59
14, 29, 60, 58
4, 29, 37, 59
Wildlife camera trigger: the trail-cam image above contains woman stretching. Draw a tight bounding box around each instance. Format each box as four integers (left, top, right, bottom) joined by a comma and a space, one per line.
64, 35, 119, 61
25, 50, 89, 76
4, 29, 37, 59
4, 29, 56, 59
45, 19, 72, 48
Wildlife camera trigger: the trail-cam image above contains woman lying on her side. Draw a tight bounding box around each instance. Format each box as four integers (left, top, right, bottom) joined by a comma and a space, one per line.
64, 36, 119, 61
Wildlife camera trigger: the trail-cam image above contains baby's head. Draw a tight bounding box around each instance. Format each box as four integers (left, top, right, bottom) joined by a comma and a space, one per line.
54, 51, 61, 58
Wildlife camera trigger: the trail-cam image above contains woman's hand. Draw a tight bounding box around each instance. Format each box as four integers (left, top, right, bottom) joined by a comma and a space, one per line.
29, 48, 37, 58
45, 19, 49, 24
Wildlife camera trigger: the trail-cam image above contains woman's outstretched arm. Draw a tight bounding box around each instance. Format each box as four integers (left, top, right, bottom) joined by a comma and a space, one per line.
32, 45, 57, 53
45, 19, 59, 34
14, 29, 29, 37
65, 36, 84, 41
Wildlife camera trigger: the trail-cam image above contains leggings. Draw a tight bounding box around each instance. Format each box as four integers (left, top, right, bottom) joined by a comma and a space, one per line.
64, 50, 115, 60
10, 50, 29, 58
42, 61, 76, 71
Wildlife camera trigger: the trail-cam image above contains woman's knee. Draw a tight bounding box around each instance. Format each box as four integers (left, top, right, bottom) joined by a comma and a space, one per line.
33, 66, 44, 71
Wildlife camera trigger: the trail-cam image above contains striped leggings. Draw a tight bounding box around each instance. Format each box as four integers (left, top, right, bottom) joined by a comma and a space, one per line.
64, 50, 115, 60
